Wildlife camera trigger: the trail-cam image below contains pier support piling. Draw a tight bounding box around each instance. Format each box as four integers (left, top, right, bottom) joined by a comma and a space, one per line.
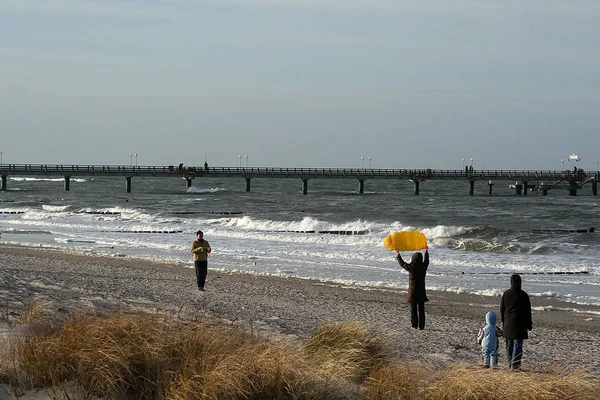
245, 178, 251, 192
64, 176, 71, 191
125, 177, 132, 193
358, 179, 364, 194
569, 186, 577, 196
523, 181, 528, 196
469, 181, 474, 196
185, 178, 193, 189
488, 180, 494, 195
413, 180, 420, 195
593, 181, 597, 196
302, 179, 308, 195
1, 175, 6, 191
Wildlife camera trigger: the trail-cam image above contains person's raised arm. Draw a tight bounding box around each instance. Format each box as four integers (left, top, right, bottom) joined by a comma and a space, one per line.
395, 250, 410, 271
423, 246, 430, 268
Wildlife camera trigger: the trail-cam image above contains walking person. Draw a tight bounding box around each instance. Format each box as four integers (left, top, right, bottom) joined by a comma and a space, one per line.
395, 247, 429, 330
191, 230, 212, 291
500, 274, 533, 370
477, 311, 504, 368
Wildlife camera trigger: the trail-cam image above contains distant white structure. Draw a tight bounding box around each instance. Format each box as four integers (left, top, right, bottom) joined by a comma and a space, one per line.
569, 154, 580, 161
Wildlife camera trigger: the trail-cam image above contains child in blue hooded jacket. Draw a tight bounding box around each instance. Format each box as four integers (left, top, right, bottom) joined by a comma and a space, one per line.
477, 311, 504, 367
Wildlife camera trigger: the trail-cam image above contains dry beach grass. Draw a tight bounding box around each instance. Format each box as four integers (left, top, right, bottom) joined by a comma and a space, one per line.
1, 244, 599, 398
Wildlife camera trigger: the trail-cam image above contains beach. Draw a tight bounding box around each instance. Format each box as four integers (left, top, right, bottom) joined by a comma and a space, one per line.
1, 244, 599, 376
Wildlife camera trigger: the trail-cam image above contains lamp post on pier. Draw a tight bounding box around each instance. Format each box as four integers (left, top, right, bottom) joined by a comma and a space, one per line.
0, 151, 3, 166
597, 160, 599, 171
129, 153, 132, 166
462, 158, 465, 170
470, 158, 473, 169
135, 153, 138, 167
368, 156, 372, 169
239, 155, 242, 168
561, 159, 564, 170
245, 155, 248, 167
361, 156, 364, 169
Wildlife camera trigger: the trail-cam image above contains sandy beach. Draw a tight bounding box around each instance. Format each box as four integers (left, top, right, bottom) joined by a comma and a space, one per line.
1, 244, 599, 376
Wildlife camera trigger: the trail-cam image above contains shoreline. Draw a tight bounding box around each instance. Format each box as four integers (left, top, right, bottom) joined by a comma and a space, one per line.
3, 238, 599, 311
1, 243, 599, 375
1, 234, 599, 310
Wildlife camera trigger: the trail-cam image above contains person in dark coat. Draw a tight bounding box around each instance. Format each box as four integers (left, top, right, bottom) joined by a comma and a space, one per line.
500, 274, 533, 370
395, 247, 429, 330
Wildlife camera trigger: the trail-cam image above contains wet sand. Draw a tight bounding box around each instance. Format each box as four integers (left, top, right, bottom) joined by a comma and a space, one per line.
1, 244, 599, 375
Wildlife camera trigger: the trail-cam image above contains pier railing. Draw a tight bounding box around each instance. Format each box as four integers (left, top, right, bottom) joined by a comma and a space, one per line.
0, 164, 597, 195
0, 164, 596, 181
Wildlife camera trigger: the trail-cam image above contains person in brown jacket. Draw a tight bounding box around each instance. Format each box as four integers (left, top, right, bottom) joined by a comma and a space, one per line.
395, 247, 429, 329
191, 230, 212, 291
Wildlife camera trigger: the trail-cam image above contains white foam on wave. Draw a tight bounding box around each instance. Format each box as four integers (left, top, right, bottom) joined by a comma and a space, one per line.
189, 216, 474, 248
42, 205, 71, 212
186, 187, 228, 193
531, 291, 560, 298
21, 210, 55, 220
421, 225, 470, 239
204, 215, 466, 239
210, 215, 337, 232
532, 306, 600, 316
10, 177, 86, 183
118, 208, 157, 221
473, 288, 504, 297
205, 228, 381, 247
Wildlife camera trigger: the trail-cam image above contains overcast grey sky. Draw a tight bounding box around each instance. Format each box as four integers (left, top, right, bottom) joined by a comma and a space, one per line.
1, 0, 599, 169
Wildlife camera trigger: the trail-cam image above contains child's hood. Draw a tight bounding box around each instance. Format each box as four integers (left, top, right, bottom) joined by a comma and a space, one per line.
486, 311, 497, 325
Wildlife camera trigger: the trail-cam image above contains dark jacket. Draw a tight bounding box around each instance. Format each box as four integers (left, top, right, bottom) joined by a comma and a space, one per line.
500, 274, 533, 339
397, 250, 429, 302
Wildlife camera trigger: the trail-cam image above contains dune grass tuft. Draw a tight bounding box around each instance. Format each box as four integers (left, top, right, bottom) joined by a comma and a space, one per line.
361, 362, 600, 400
303, 321, 390, 382
14, 299, 53, 326
0, 311, 335, 399
425, 363, 600, 400
360, 363, 428, 400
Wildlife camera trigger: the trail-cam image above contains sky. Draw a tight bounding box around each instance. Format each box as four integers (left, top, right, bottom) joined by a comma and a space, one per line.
1, 0, 599, 170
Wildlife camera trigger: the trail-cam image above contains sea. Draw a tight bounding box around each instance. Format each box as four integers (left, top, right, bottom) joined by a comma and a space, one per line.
1, 174, 599, 312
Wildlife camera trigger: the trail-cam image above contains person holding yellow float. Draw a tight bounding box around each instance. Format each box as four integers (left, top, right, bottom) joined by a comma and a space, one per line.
385, 231, 430, 330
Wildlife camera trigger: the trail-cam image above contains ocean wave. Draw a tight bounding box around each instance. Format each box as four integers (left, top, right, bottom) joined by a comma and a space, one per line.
42, 205, 74, 212
206, 215, 378, 234
421, 225, 469, 239
186, 187, 228, 193
10, 177, 86, 183
532, 306, 600, 316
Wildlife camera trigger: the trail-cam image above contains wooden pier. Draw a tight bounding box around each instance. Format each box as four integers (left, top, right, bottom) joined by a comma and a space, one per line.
0, 164, 598, 196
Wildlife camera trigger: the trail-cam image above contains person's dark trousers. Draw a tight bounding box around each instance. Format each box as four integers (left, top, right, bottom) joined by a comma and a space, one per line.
410, 300, 426, 329
194, 260, 208, 289
505, 338, 524, 370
